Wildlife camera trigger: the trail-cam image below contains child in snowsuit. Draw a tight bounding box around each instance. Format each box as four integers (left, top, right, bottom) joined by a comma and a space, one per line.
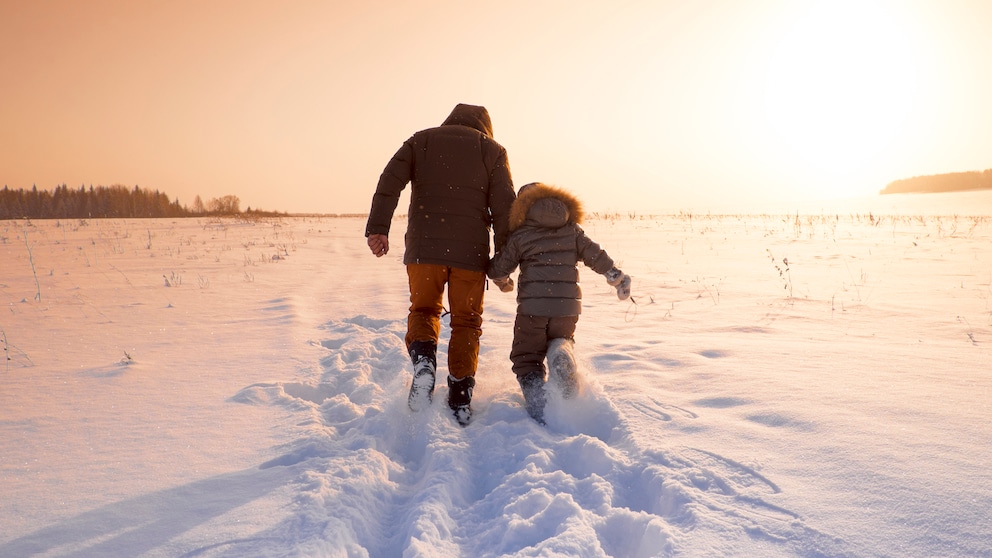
487, 182, 631, 424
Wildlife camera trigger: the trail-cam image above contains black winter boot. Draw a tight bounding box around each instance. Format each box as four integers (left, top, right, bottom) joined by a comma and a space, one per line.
517, 370, 548, 425
447, 375, 475, 427
407, 341, 437, 412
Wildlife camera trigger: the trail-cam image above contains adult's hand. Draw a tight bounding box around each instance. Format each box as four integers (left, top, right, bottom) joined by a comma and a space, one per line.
367, 234, 389, 257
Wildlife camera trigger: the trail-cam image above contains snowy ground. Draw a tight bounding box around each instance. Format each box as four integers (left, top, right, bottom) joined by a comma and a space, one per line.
1, 193, 990, 557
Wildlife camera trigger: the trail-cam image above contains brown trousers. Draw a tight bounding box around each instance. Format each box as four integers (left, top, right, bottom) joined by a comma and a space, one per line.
406, 264, 485, 380
510, 314, 579, 378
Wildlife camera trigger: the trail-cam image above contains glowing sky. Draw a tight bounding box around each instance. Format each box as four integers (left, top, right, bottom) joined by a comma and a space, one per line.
3, 0, 991, 214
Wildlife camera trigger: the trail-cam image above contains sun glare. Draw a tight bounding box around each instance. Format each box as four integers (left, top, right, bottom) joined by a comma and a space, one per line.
763, 1, 917, 183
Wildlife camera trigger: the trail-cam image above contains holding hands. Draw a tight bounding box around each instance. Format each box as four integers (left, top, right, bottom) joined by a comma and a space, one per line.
492, 276, 514, 293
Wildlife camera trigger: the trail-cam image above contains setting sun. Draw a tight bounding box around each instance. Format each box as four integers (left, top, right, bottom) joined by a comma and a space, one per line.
2, 0, 991, 213
763, 1, 917, 189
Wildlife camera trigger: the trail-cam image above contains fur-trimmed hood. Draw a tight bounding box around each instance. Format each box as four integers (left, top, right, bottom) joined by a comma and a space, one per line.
508, 182, 584, 232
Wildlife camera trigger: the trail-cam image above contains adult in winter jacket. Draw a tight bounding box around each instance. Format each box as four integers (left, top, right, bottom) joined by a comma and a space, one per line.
488, 182, 631, 424
365, 103, 516, 426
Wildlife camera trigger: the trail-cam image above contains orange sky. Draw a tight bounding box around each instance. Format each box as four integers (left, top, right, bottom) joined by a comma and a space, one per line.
3, 0, 991, 214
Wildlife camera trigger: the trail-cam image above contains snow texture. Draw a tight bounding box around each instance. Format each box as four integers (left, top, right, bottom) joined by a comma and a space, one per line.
1, 192, 991, 557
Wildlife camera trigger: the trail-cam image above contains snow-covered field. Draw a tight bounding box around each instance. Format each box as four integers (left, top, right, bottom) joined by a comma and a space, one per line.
2, 193, 990, 557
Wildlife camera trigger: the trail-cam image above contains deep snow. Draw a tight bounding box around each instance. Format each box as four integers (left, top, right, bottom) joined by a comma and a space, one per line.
1, 192, 991, 557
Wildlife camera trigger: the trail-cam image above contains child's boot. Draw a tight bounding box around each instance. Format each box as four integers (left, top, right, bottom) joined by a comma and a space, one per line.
517, 370, 548, 425
547, 338, 578, 399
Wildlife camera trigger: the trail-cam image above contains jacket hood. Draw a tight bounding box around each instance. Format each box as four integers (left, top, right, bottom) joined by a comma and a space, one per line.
441, 103, 494, 138
508, 182, 584, 232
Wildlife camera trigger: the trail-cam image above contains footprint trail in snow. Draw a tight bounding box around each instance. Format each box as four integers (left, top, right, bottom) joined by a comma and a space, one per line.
231, 316, 848, 557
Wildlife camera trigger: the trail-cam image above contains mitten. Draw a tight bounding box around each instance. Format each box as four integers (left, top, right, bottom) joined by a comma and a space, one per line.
605, 267, 631, 301
492, 276, 514, 293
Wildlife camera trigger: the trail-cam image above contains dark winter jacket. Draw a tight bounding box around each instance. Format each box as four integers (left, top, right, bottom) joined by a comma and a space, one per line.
488, 183, 615, 317
365, 104, 516, 272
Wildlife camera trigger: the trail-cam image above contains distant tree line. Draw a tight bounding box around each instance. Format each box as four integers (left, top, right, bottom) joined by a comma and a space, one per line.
881, 169, 992, 195
0, 184, 280, 220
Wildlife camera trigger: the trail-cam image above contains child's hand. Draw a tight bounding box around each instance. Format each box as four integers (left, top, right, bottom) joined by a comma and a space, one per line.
492, 276, 514, 293
606, 268, 631, 301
